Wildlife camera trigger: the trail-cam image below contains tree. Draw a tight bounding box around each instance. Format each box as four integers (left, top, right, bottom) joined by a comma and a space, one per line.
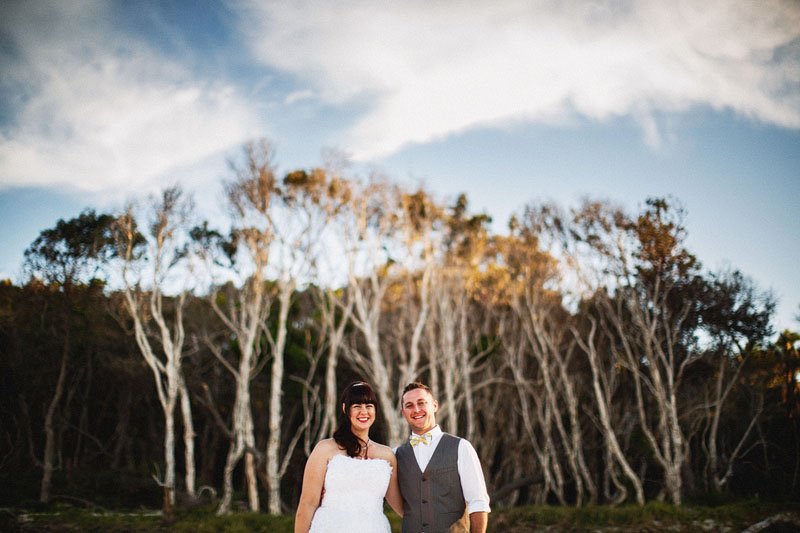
506, 201, 645, 505
198, 140, 278, 514
263, 166, 345, 514
570, 198, 701, 505
756, 330, 800, 496
696, 270, 773, 492
283, 162, 355, 457
338, 177, 408, 445
113, 186, 197, 513
503, 214, 597, 506
429, 195, 494, 445
767, 331, 800, 419
23, 209, 116, 503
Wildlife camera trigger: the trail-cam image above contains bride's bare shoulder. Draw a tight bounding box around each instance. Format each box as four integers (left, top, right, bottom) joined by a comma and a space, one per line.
369, 442, 397, 463
312, 438, 343, 458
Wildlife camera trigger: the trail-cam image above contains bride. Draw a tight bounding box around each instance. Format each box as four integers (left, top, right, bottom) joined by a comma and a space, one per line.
294, 381, 403, 533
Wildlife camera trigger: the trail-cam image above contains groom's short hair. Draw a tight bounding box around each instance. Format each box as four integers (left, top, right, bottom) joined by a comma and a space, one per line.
402, 381, 434, 398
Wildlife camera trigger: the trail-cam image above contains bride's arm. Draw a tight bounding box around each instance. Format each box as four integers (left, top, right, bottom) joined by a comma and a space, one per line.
384, 453, 404, 517
295, 441, 330, 533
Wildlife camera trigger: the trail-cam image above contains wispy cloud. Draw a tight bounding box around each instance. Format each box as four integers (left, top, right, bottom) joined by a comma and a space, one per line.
284, 89, 316, 105
2, 0, 797, 190
238, 0, 800, 158
0, 1, 259, 194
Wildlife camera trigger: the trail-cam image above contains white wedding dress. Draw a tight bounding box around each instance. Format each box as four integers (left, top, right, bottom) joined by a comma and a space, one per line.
309, 454, 392, 533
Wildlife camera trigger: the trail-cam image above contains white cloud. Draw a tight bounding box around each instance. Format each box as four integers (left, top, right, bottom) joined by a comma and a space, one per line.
0, 1, 260, 195
284, 89, 316, 105
237, 0, 800, 159
2, 0, 797, 188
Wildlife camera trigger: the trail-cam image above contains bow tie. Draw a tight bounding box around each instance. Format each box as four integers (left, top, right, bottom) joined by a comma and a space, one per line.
410, 432, 433, 447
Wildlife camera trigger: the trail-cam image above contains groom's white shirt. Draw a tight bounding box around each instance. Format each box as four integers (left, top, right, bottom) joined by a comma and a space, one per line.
405, 425, 491, 514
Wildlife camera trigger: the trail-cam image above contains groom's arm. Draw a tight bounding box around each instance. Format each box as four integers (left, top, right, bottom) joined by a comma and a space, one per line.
457, 439, 491, 531
469, 511, 488, 533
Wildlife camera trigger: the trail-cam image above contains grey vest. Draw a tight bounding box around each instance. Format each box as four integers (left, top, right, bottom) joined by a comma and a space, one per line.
396, 433, 467, 533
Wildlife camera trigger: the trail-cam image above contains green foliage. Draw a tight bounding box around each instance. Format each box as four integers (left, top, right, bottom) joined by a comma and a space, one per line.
24, 208, 119, 285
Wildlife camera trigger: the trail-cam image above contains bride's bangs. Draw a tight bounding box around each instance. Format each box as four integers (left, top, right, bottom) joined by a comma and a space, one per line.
348, 382, 377, 407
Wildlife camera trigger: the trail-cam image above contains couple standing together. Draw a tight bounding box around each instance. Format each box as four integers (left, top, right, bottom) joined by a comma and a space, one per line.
295, 381, 490, 533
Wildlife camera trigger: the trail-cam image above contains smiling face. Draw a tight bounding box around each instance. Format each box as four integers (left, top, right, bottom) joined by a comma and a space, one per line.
347, 402, 376, 433
401, 387, 438, 435
339, 381, 379, 437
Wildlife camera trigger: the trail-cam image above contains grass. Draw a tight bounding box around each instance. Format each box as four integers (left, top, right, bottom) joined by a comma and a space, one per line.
3, 500, 797, 532
490, 499, 799, 531
4, 504, 296, 533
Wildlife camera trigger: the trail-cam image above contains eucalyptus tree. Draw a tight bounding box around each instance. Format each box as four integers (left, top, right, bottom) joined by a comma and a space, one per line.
193, 140, 338, 514
113, 186, 197, 510
337, 176, 408, 445
696, 270, 774, 492
563, 198, 702, 505
338, 181, 452, 445
426, 194, 493, 443
485, 225, 568, 505
294, 161, 355, 451
500, 212, 597, 506
261, 166, 347, 514
525, 199, 645, 505
23, 209, 116, 503
196, 140, 278, 514
572, 295, 645, 504
394, 189, 440, 388
309, 280, 353, 448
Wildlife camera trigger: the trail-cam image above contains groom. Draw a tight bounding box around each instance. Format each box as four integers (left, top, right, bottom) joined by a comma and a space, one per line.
395, 382, 490, 533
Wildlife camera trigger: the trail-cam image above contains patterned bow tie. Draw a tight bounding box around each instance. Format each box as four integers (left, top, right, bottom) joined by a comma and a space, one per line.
410, 432, 433, 447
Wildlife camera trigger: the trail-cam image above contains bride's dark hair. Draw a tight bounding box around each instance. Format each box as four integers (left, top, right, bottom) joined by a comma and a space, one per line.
333, 381, 379, 457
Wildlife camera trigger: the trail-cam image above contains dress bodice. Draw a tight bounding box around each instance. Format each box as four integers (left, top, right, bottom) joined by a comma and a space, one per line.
309, 454, 392, 533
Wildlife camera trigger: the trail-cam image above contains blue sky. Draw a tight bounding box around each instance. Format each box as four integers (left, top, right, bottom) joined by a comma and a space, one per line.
1, 0, 798, 331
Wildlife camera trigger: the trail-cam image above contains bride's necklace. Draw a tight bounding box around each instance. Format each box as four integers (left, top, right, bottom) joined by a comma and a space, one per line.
360, 438, 371, 459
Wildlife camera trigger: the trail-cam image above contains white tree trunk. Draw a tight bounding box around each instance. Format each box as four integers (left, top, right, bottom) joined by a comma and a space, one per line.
218, 371, 258, 514
218, 432, 244, 514
706, 351, 761, 492
124, 289, 181, 507
265, 280, 292, 515
179, 378, 196, 499
573, 321, 645, 504
349, 269, 404, 445
40, 339, 69, 503
511, 360, 553, 504
217, 305, 261, 513
163, 396, 177, 506
323, 341, 338, 438
114, 192, 196, 508
458, 299, 475, 443
314, 285, 352, 444
611, 290, 688, 506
